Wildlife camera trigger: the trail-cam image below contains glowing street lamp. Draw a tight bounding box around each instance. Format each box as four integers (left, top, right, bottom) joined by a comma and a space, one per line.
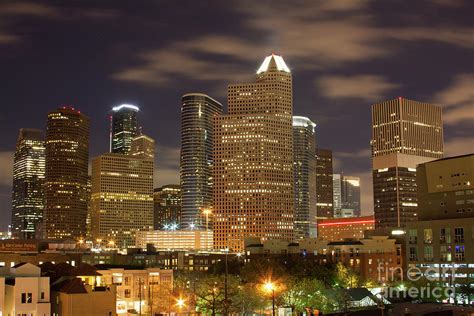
176, 296, 186, 315
263, 281, 276, 316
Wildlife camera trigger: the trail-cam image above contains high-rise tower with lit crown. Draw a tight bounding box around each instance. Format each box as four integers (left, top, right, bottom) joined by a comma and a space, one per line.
111, 104, 139, 154
214, 54, 294, 251
44, 107, 89, 240
11, 128, 45, 239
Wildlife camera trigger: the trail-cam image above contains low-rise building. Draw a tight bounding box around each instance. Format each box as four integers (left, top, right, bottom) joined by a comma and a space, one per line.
135, 229, 213, 251
246, 236, 402, 283
51, 278, 116, 316
93, 266, 173, 315
0, 263, 50, 316
317, 216, 375, 241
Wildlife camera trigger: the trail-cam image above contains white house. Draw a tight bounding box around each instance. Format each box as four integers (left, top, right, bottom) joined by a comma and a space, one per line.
0, 262, 50, 316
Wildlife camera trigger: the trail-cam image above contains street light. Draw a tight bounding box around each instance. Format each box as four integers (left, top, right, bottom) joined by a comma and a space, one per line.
176, 297, 186, 315
263, 281, 276, 316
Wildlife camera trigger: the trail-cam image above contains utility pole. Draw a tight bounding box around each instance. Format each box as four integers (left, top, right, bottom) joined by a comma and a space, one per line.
138, 277, 142, 316
224, 248, 229, 315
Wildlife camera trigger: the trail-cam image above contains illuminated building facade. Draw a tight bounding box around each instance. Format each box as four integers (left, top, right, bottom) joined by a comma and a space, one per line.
91, 135, 154, 248
341, 175, 361, 216
316, 148, 334, 219
333, 174, 342, 212
44, 107, 89, 240
110, 104, 139, 154
154, 185, 182, 230
11, 128, 45, 239
180, 94, 223, 229
371, 97, 443, 228
135, 229, 213, 251
406, 154, 474, 290
334, 174, 361, 218
214, 54, 294, 251
293, 116, 317, 238
317, 216, 375, 241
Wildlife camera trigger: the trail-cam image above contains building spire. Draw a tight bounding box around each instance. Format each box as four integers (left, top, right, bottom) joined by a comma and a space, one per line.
256, 54, 290, 74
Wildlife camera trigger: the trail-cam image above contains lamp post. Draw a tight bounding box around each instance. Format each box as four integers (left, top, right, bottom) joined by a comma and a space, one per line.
176, 297, 186, 316
263, 281, 276, 316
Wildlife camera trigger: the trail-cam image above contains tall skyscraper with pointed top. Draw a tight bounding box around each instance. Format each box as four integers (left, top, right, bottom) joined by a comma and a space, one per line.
111, 104, 139, 154
214, 54, 294, 251
180, 93, 223, 230
371, 97, 443, 229
44, 107, 89, 240
293, 116, 317, 238
11, 128, 45, 239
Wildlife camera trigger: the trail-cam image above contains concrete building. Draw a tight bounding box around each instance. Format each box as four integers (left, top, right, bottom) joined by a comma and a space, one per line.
406, 154, 474, 290
293, 116, 317, 238
154, 185, 181, 230
317, 216, 375, 241
245, 236, 402, 283
44, 107, 89, 240
316, 148, 334, 219
341, 175, 361, 217
91, 135, 154, 248
180, 93, 223, 229
333, 174, 342, 212
135, 230, 213, 251
110, 104, 139, 154
214, 54, 294, 251
51, 278, 116, 316
371, 97, 443, 229
0, 263, 50, 316
94, 267, 173, 315
11, 128, 45, 239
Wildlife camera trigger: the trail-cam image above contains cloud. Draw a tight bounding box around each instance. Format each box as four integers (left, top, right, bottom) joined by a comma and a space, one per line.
434, 74, 474, 124
112, 1, 473, 88
316, 75, 400, 101
0, 2, 60, 17
444, 137, 474, 157
0, 151, 14, 187
154, 145, 180, 187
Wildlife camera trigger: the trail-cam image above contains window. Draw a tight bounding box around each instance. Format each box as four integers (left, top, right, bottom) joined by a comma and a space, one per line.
124, 289, 131, 298
21, 292, 32, 303
409, 247, 417, 261
424, 246, 433, 261
454, 227, 464, 243
41, 292, 45, 300
455, 246, 465, 262
424, 229, 433, 244
440, 245, 452, 262
440, 228, 451, 243
408, 229, 417, 244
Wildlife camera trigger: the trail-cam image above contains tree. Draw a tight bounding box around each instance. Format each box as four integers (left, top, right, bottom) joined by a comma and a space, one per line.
335, 263, 362, 288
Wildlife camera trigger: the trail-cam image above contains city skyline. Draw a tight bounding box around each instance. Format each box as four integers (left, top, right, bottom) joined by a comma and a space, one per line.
0, 1, 473, 229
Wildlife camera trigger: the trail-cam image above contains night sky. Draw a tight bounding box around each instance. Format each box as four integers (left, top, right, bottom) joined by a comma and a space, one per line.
0, 0, 473, 229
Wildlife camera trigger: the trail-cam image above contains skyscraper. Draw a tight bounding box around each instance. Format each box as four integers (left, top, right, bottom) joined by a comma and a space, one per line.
333, 174, 342, 212
91, 135, 154, 248
44, 107, 89, 240
180, 93, 223, 229
154, 185, 182, 230
316, 148, 334, 219
341, 175, 361, 217
214, 54, 294, 251
371, 97, 443, 229
11, 128, 45, 239
293, 116, 317, 238
111, 104, 139, 154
